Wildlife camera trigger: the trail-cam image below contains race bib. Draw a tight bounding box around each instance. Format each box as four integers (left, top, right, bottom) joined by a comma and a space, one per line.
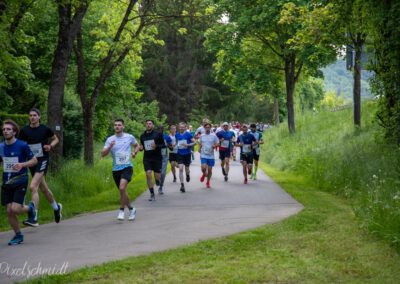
29, 143, 43, 158
115, 152, 130, 165
243, 144, 252, 153
255, 147, 260, 155
178, 140, 187, 149
203, 146, 213, 155
3, 157, 19, 173
144, 140, 155, 151
161, 148, 167, 156
221, 140, 230, 148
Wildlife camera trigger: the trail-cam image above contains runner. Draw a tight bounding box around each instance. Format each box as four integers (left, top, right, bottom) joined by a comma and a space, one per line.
101, 119, 139, 220
168, 125, 178, 182
195, 118, 209, 138
157, 125, 172, 195
18, 108, 62, 227
139, 119, 165, 201
216, 122, 235, 182
1, 119, 37, 245
188, 125, 195, 160
236, 124, 256, 184
198, 123, 219, 188
176, 122, 195, 193
250, 123, 264, 180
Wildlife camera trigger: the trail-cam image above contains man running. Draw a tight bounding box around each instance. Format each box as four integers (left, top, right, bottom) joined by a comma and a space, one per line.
216, 122, 235, 182
176, 122, 195, 193
236, 125, 256, 184
168, 125, 178, 182
101, 119, 139, 220
18, 108, 61, 227
157, 125, 172, 195
250, 123, 264, 179
1, 119, 37, 245
198, 123, 219, 188
195, 118, 209, 138
139, 120, 165, 201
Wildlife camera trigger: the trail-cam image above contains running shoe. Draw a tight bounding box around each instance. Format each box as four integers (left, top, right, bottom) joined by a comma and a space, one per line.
148, 193, 156, 201
54, 203, 62, 223
206, 181, 211, 188
23, 202, 38, 227
117, 210, 125, 220
173, 176, 177, 182
186, 174, 190, 182
155, 179, 160, 186
200, 174, 206, 183
180, 184, 186, 193
224, 175, 228, 182
244, 178, 248, 184
128, 208, 136, 221
158, 187, 164, 195
8, 234, 23, 246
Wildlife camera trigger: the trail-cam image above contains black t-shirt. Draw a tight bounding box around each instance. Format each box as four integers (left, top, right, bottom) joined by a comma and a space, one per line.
140, 130, 164, 161
18, 124, 54, 159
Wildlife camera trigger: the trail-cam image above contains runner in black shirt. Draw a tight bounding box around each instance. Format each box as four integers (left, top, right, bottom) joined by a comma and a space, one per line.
139, 120, 165, 201
18, 108, 62, 227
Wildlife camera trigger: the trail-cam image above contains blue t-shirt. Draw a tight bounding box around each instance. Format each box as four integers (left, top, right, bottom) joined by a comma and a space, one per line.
238, 133, 256, 155
175, 132, 193, 155
162, 134, 173, 156
216, 130, 235, 150
0, 139, 34, 185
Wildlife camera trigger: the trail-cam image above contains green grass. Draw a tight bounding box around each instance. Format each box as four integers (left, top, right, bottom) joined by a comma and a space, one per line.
0, 145, 149, 231
27, 164, 400, 283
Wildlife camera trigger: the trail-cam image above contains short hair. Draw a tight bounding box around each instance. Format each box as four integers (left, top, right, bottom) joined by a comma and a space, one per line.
3, 119, 20, 135
250, 123, 256, 128
169, 124, 176, 129
204, 122, 211, 127
29, 108, 41, 116
179, 122, 186, 126
146, 119, 154, 124
114, 118, 125, 124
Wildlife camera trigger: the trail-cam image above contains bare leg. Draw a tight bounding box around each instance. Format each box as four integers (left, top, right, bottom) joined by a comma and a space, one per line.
38, 178, 55, 204
118, 179, 131, 208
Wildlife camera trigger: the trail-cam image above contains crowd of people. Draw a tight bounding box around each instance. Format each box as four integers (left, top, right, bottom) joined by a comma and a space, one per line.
0, 111, 265, 246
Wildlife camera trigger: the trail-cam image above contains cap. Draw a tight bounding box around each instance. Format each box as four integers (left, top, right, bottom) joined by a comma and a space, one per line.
222, 122, 229, 126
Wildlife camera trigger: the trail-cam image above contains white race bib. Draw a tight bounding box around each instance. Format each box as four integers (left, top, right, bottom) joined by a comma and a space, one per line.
203, 146, 213, 155
221, 140, 230, 148
115, 152, 130, 165
144, 140, 155, 151
255, 147, 260, 155
29, 143, 43, 158
178, 140, 187, 149
161, 148, 167, 156
243, 144, 252, 153
3, 157, 19, 173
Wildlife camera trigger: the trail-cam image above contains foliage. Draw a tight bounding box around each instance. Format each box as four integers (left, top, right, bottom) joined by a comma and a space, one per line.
0, 112, 28, 129
318, 90, 346, 110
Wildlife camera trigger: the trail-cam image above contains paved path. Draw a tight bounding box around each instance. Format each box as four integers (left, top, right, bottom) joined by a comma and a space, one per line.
0, 153, 303, 283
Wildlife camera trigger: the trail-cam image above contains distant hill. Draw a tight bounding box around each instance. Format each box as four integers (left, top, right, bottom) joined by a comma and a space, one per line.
322, 60, 373, 99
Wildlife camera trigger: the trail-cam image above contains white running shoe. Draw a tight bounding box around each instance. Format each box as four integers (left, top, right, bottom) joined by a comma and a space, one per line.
117, 210, 125, 220
128, 208, 136, 221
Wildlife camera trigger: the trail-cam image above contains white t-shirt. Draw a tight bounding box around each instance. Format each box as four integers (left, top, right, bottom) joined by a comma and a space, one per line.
196, 126, 205, 136
169, 134, 178, 154
104, 133, 137, 171
199, 133, 219, 159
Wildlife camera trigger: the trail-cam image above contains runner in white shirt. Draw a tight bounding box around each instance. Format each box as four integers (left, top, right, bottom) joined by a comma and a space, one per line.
101, 119, 139, 221
198, 123, 220, 188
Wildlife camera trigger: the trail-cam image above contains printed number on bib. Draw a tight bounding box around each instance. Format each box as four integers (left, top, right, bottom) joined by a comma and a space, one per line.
29, 143, 43, 158
243, 144, 252, 153
3, 157, 19, 173
144, 140, 155, 151
178, 140, 187, 149
221, 140, 229, 148
115, 152, 130, 165
203, 146, 213, 155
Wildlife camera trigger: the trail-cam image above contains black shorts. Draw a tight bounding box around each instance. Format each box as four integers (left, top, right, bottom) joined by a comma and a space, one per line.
169, 153, 178, 162
112, 167, 133, 188
240, 153, 254, 165
1, 183, 27, 206
177, 154, 191, 167
219, 149, 231, 160
252, 149, 260, 161
143, 159, 162, 173
29, 157, 49, 176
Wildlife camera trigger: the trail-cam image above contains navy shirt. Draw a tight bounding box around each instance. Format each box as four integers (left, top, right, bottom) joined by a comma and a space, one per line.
216, 130, 235, 150
175, 132, 193, 155
0, 139, 34, 185
237, 133, 256, 155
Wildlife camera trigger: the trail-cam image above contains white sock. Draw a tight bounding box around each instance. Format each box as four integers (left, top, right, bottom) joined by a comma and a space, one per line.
51, 201, 59, 210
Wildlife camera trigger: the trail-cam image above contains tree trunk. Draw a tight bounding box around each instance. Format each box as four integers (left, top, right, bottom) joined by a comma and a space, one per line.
83, 104, 94, 166
353, 34, 364, 127
273, 95, 280, 127
284, 56, 296, 133
47, 3, 87, 169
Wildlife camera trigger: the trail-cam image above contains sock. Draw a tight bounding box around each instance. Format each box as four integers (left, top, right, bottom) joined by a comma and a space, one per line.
34, 209, 38, 221
16, 231, 22, 236
51, 201, 59, 210
149, 188, 154, 195
120, 207, 124, 211
128, 206, 133, 210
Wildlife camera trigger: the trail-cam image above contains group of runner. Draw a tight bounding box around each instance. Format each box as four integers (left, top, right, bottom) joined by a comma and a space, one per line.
0, 112, 264, 246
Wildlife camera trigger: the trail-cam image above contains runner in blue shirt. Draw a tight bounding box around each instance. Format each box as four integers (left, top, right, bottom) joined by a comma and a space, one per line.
175, 122, 195, 193
1, 120, 38, 245
250, 123, 264, 180
216, 122, 235, 182
236, 124, 256, 184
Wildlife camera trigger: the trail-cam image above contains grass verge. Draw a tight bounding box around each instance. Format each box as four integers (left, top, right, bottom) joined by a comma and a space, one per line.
27, 163, 400, 283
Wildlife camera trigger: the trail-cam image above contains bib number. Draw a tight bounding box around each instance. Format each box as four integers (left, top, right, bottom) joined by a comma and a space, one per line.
144, 140, 155, 151
178, 140, 187, 149
243, 144, 252, 153
115, 152, 130, 165
29, 143, 43, 158
221, 140, 229, 148
203, 146, 213, 155
3, 157, 19, 173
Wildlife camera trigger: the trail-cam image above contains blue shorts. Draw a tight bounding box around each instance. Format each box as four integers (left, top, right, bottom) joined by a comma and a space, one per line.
201, 158, 215, 167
